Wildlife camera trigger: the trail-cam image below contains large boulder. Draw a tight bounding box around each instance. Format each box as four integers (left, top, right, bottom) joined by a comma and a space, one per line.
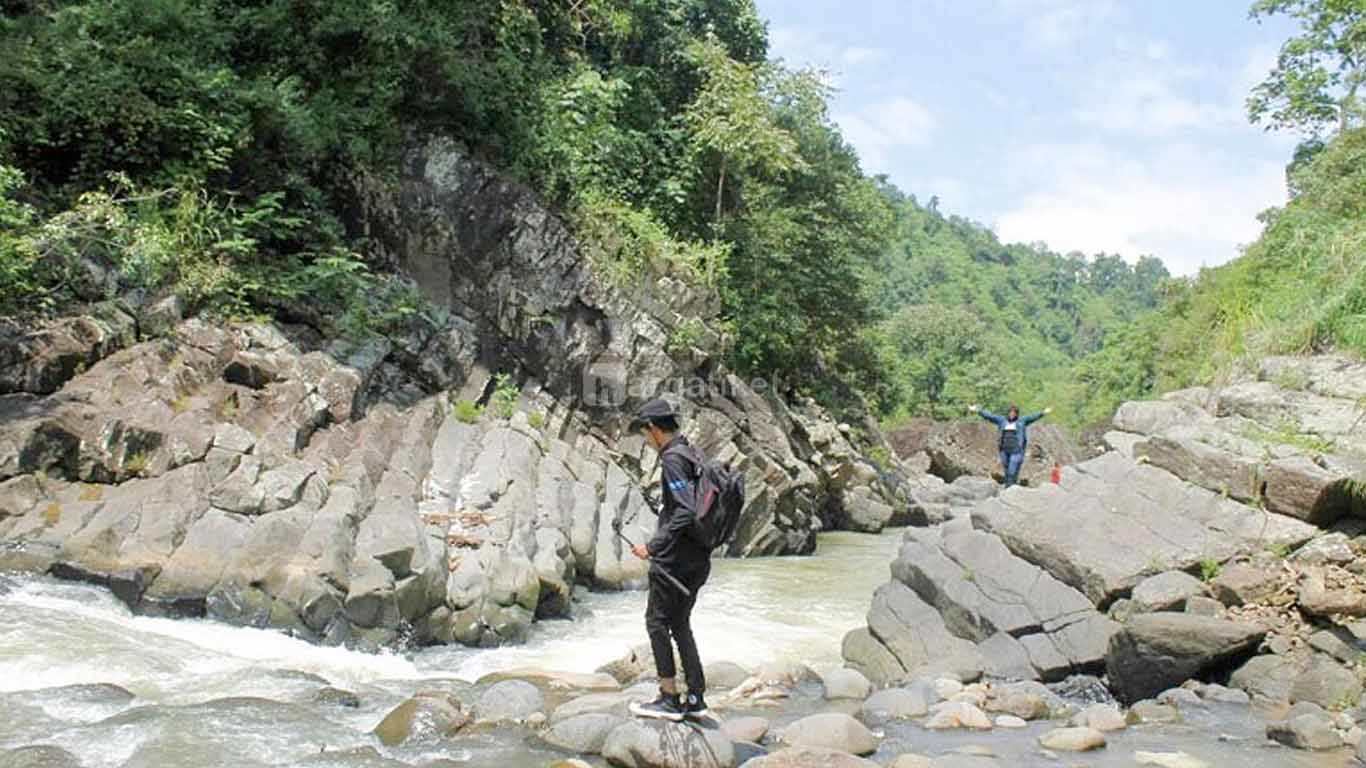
777, 713, 879, 755
860, 687, 932, 724
890, 526, 1116, 681
1209, 563, 1281, 607
1267, 712, 1345, 751
1106, 614, 1265, 704
474, 680, 545, 723
543, 713, 625, 755
1290, 654, 1362, 710
1131, 571, 1207, 613
820, 668, 872, 700
372, 692, 471, 747
842, 580, 984, 686
892, 419, 1078, 487
601, 719, 736, 768
1229, 653, 1308, 705
973, 452, 1317, 606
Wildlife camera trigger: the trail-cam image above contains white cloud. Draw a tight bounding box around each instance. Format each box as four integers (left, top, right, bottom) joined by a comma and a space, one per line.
993, 0, 1120, 48
993, 141, 1287, 275
1074, 70, 1243, 135
767, 25, 889, 74
842, 46, 888, 66
835, 97, 936, 170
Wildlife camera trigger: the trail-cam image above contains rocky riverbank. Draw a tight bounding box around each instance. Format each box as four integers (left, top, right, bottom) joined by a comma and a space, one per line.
0, 136, 909, 651
846, 353, 1366, 762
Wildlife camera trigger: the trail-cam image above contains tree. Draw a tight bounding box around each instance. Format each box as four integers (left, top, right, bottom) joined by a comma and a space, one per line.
1248, 0, 1366, 135
882, 305, 1004, 419
683, 38, 803, 227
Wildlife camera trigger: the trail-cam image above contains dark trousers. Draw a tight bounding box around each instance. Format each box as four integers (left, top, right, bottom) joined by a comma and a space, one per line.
645, 563, 709, 695
1000, 450, 1025, 487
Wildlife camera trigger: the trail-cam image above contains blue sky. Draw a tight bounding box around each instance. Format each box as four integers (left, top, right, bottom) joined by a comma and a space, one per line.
753, 0, 1301, 275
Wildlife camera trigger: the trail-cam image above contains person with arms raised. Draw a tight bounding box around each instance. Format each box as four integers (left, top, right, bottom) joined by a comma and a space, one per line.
968, 403, 1052, 487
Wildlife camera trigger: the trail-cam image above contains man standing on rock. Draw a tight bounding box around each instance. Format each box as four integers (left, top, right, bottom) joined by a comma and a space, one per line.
969, 403, 1052, 487
627, 398, 712, 722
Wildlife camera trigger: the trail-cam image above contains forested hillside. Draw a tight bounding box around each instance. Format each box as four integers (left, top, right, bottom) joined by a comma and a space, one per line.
1083, 126, 1366, 404
14, 0, 1353, 434
0, 0, 896, 403
868, 192, 1170, 426
1079, 0, 1365, 408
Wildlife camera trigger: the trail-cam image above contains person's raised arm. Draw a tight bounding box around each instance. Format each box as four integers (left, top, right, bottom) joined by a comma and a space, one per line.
1025, 407, 1054, 425
971, 405, 1004, 426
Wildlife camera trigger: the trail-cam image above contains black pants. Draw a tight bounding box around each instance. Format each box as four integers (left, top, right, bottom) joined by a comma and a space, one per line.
645, 562, 709, 695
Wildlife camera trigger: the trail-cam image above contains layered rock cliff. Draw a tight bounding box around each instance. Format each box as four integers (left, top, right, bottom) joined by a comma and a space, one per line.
0, 137, 908, 649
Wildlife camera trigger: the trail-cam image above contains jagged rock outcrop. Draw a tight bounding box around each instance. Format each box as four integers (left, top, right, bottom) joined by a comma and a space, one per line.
1112, 357, 1366, 526
847, 353, 1363, 720
843, 522, 1116, 685
357, 136, 909, 554
0, 137, 910, 648
0, 319, 660, 648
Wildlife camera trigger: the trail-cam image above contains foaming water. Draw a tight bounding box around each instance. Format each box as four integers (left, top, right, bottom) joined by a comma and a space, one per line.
418, 530, 903, 679
0, 578, 421, 702
1, 529, 1356, 768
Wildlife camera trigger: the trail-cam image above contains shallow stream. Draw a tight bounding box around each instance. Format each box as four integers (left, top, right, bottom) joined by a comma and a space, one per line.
0, 531, 1352, 767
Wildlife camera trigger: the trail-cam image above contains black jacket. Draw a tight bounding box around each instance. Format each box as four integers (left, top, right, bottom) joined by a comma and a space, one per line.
645, 435, 712, 570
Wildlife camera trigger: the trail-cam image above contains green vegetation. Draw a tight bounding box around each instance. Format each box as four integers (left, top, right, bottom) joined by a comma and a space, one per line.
1265, 542, 1293, 559
122, 451, 150, 476
869, 195, 1170, 425
1248, 0, 1365, 136
0, 0, 1358, 431
1199, 558, 1222, 583
666, 317, 708, 357
1240, 421, 1338, 455
452, 399, 484, 425
1076, 1, 1366, 404
1096, 125, 1366, 398
490, 374, 519, 420
527, 411, 547, 431
866, 445, 893, 469
0, 0, 890, 400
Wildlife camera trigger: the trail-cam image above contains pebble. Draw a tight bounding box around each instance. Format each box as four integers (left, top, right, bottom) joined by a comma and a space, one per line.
994, 715, 1027, 729
935, 679, 964, 700
925, 701, 992, 731
1134, 751, 1212, 768
1071, 703, 1126, 732
1128, 700, 1181, 725
1038, 727, 1106, 752
1157, 688, 1202, 707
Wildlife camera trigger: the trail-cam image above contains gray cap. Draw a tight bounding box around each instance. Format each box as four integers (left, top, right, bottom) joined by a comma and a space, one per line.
628, 398, 679, 430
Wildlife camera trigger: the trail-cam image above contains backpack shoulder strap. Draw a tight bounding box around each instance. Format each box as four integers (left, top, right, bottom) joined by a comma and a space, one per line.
662, 441, 704, 478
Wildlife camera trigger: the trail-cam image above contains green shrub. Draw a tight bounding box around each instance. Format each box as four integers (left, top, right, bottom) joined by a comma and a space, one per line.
490, 374, 519, 419
666, 317, 708, 356
1199, 558, 1222, 583
527, 411, 547, 430
575, 192, 730, 289
123, 451, 150, 476
866, 445, 892, 468
452, 399, 483, 424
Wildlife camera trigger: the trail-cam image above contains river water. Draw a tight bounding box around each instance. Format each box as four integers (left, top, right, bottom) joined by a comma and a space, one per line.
0, 531, 1353, 767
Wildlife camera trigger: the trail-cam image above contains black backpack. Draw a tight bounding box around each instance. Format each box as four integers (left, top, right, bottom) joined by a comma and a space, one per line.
999, 425, 1021, 454
665, 443, 746, 551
